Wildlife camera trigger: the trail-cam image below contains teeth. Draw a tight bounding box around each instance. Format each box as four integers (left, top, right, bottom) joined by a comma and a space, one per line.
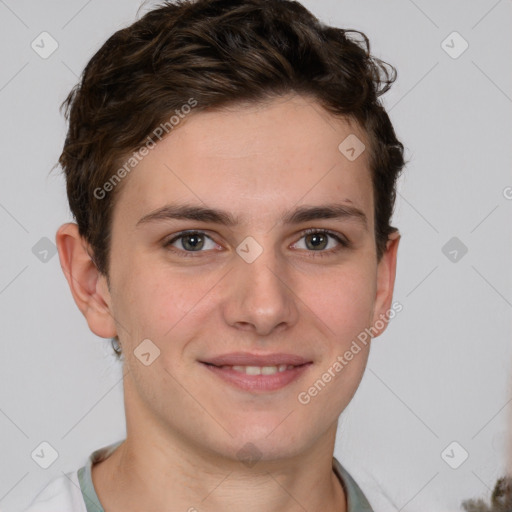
227, 364, 294, 375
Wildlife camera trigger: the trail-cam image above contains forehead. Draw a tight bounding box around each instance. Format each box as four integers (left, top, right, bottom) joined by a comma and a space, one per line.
113, 94, 374, 228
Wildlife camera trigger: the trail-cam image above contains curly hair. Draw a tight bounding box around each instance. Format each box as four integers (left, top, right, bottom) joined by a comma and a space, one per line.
57, 0, 406, 357
461, 475, 512, 512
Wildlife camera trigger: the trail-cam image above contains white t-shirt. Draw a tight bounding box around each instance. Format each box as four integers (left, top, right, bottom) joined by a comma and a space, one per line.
24, 440, 375, 511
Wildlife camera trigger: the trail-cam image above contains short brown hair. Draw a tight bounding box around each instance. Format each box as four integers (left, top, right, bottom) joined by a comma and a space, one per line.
59, 0, 405, 279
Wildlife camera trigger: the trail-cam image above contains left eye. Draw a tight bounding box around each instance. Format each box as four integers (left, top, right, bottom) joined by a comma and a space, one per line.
292, 230, 346, 252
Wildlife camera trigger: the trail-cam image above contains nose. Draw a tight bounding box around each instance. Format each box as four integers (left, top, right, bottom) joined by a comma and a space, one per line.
221, 242, 300, 337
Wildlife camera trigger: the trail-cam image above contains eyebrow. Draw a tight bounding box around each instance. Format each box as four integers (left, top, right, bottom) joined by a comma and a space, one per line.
136, 202, 368, 230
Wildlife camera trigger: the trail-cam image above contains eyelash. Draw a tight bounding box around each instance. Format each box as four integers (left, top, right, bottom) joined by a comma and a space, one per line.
163, 228, 351, 259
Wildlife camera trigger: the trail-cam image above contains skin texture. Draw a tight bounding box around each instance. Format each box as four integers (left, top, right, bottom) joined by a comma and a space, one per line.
56, 93, 400, 512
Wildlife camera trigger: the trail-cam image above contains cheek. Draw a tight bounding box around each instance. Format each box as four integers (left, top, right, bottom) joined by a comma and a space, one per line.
114, 259, 219, 346
304, 263, 376, 342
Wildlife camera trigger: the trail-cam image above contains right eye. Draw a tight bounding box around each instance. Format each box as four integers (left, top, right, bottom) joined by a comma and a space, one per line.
164, 230, 221, 256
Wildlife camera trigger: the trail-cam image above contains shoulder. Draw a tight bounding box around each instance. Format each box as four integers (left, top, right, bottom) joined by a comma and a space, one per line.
333, 457, 375, 512
23, 470, 86, 512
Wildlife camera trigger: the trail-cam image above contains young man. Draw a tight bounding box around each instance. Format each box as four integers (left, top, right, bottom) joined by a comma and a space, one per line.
25, 0, 405, 510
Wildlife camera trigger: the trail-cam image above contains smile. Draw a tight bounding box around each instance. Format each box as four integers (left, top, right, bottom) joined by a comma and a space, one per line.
221, 364, 295, 375
201, 362, 312, 392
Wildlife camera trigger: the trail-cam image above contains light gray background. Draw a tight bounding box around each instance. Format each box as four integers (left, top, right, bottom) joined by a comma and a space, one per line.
1, 1, 511, 511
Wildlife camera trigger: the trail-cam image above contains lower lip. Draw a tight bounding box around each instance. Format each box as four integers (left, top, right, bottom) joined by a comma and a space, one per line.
201, 363, 312, 392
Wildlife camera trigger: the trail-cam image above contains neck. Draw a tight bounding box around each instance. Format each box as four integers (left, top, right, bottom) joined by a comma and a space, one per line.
92, 427, 346, 512
91, 374, 347, 512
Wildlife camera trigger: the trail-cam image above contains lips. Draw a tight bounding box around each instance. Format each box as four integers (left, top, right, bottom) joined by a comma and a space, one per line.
201, 362, 312, 393
200, 352, 311, 367
199, 352, 313, 392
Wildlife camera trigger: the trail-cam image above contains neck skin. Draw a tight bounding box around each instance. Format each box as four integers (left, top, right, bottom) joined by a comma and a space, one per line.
91, 376, 347, 512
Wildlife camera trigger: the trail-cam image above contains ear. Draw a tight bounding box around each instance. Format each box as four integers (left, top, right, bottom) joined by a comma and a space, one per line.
370, 230, 401, 338
55, 223, 117, 338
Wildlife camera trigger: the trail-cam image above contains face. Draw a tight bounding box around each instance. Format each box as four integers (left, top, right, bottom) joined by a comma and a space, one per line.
92, 94, 399, 462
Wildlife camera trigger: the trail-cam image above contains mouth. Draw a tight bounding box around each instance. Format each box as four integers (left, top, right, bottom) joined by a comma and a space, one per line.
202, 362, 305, 375
199, 353, 313, 392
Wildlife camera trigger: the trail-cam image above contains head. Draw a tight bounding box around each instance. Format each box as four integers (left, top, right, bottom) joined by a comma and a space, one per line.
56, 0, 405, 463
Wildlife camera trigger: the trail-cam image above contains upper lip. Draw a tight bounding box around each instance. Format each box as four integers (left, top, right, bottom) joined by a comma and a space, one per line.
200, 352, 312, 367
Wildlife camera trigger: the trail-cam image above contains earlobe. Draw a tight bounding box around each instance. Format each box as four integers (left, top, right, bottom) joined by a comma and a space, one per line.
370, 230, 401, 339
55, 223, 117, 339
